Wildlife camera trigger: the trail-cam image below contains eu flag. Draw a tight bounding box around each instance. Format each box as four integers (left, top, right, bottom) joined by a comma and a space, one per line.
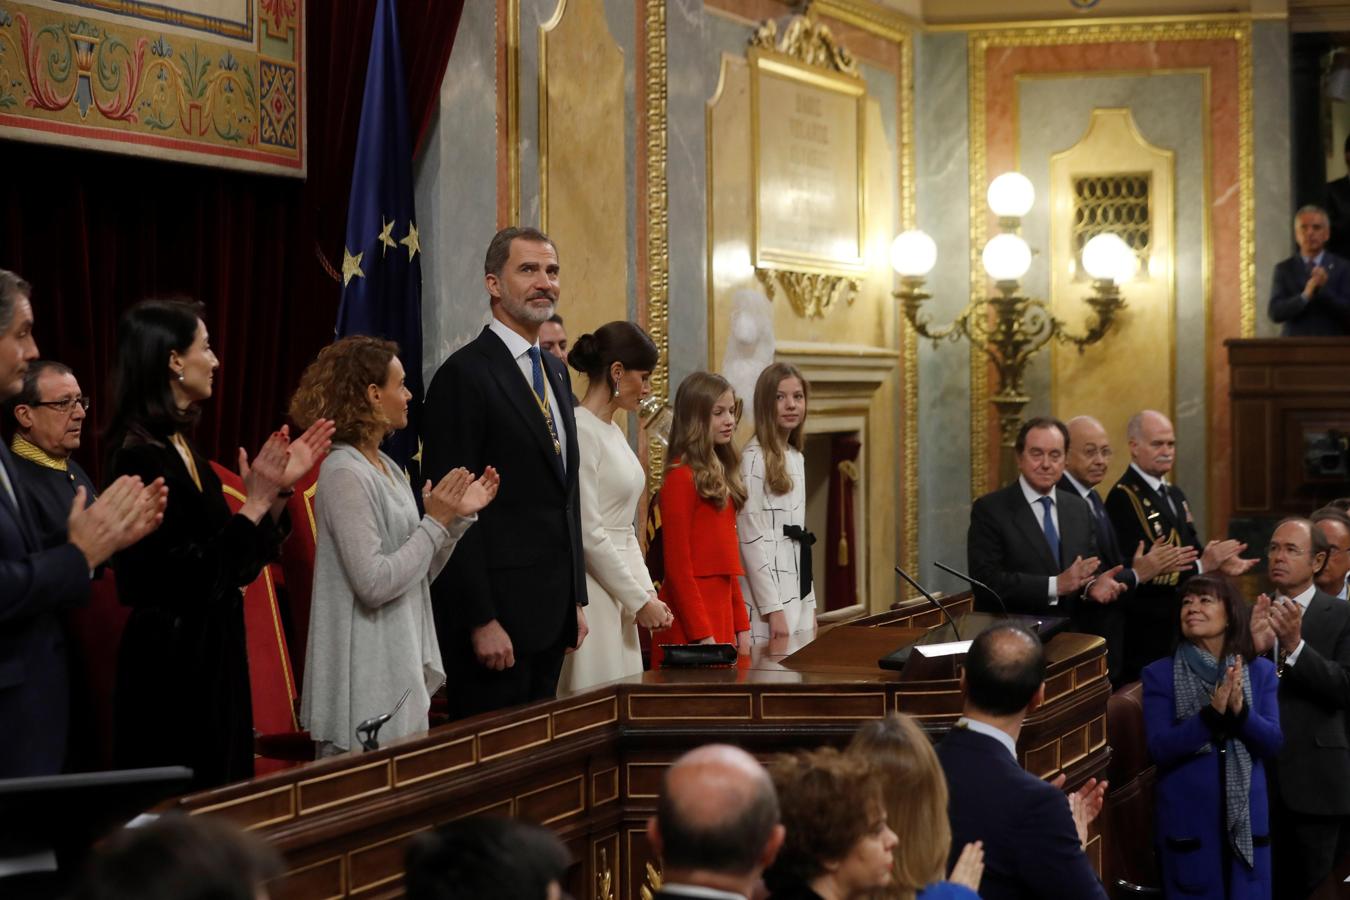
337, 0, 422, 471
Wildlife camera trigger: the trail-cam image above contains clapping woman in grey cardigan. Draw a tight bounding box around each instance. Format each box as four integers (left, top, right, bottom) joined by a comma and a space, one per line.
290, 336, 499, 756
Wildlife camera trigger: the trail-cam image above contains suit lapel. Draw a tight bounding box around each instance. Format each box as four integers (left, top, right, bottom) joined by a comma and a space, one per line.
0, 443, 38, 552
1123, 467, 1181, 542
478, 329, 567, 484
541, 353, 579, 485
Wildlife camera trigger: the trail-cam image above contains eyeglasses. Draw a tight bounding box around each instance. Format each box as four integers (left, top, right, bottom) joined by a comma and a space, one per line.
32, 396, 90, 413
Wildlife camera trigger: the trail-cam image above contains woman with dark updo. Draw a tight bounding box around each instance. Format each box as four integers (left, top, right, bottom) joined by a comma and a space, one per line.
557, 321, 672, 692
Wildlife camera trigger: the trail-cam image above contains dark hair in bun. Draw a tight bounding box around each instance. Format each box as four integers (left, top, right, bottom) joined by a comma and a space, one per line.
567, 321, 659, 384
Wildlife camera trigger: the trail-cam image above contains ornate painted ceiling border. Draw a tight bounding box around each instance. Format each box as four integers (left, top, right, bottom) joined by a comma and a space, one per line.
965, 18, 1252, 498
0, 0, 305, 176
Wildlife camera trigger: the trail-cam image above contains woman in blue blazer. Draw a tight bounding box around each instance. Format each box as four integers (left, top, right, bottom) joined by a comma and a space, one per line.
1143, 574, 1282, 899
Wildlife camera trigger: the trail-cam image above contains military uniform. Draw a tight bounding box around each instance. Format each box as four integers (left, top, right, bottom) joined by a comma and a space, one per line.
1104, 463, 1202, 683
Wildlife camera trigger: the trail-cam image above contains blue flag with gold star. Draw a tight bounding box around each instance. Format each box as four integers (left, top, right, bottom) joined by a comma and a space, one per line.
337, 0, 422, 470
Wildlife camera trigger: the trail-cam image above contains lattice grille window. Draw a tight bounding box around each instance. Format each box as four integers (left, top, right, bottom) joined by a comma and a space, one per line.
1073, 174, 1150, 276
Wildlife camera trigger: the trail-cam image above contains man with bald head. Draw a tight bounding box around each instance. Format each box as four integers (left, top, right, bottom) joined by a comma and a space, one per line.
937, 625, 1107, 899
648, 743, 785, 899
1105, 409, 1254, 682
1060, 415, 1195, 683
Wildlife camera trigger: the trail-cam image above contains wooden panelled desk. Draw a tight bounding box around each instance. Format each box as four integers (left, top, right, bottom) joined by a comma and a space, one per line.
170, 596, 1110, 899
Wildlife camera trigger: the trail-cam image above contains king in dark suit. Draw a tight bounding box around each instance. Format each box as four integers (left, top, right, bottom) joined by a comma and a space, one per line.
1267, 205, 1350, 336
967, 417, 1127, 630
1252, 518, 1350, 898
1105, 410, 1255, 683
937, 624, 1108, 900
423, 228, 587, 720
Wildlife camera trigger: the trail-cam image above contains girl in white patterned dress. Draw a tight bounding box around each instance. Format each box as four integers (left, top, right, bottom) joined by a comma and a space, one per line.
738, 363, 816, 643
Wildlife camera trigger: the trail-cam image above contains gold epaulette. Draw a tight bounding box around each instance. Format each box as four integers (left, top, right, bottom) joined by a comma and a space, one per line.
1112, 481, 1181, 586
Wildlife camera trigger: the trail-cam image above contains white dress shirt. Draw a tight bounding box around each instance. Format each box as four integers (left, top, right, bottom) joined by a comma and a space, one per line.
1019, 476, 1061, 602
488, 316, 568, 467
957, 716, 1018, 760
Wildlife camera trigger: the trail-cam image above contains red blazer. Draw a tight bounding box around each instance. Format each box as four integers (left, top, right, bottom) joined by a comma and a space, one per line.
657, 465, 748, 641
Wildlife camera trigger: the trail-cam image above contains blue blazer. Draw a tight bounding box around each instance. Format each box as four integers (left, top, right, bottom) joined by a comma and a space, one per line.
936, 725, 1107, 900
0, 443, 90, 777
1143, 655, 1282, 900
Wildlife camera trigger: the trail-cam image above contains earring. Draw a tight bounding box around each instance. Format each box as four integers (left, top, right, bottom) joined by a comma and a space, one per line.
612, 384, 620, 400
176, 372, 185, 383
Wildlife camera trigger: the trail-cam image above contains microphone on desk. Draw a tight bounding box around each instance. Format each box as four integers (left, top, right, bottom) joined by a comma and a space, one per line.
894, 564, 961, 640
356, 687, 413, 752
933, 561, 1013, 619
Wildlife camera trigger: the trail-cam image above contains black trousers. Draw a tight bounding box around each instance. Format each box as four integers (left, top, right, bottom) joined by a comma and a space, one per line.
444, 631, 568, 721
1272, 799, 1350, 899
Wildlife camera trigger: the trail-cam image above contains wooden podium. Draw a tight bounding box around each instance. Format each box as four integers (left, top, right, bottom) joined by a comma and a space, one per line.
165, 594, 1109, 900
1227, 337, 1350, 522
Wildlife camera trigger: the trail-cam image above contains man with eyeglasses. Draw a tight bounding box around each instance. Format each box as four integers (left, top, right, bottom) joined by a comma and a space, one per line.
4, 360, 96, 546
1058, 415, 1196, 684
1251, 517, 1350, 897
1312, 507, 1350, 601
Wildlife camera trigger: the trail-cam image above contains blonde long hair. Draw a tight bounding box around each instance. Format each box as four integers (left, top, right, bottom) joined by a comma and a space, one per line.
665, 371, 746, 510
751, 362, 809, 496
847, 713, 953, 900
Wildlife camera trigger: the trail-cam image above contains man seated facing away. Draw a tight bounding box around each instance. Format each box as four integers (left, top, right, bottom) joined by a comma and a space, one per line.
1312, 506, 1350, 601
3, 360, 96, 546
967, 417, 1127, 625
1268, 205, 1350, 336
936, 624, 1108, 900
404, 816, 570, 900
646, 743, 785, 899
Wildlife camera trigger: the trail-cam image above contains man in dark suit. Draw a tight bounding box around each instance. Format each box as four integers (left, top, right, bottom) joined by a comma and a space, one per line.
1251, 517, 1350, 897
1268, 205, 1350, 336
1105, 409, 1254, 682
4, 360, 97, 545
646, 744, 785, 899
967, 416, 1127, 628
423, 227, 588, 719
0, 270, 164, 777
936, 624, 1108, 899
1058, 415, 1195, 683
1326, 137, 1350, 258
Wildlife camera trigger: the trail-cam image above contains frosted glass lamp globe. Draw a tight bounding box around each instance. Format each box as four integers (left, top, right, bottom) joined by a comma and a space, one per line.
981, 233, 1032, 282
890, 230, 938, 277
987, 172, 1035, 219
1081, 233, 1138, 283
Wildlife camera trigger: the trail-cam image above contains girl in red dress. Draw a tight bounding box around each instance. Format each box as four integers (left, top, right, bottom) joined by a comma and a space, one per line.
651, 371, 751, 667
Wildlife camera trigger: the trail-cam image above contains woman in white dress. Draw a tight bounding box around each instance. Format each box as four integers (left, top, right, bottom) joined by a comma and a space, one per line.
289, 336, 499, 756
558, 322, 673, 692
738, 362, 816, 643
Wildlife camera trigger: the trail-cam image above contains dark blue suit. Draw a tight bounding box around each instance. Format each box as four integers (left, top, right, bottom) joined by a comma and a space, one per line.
0, 443, 89, 776
937, 725, 1106, 900
1143, 655, 1281, 899
1267, 252, 1350, 336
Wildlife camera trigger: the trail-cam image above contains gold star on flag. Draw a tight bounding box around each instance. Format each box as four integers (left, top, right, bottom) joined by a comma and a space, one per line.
400, 222, 421, 262
342, 247, 365, 286
377, 217, 397, 257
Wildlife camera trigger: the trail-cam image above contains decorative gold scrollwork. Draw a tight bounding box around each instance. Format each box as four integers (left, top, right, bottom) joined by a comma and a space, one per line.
639, 860, 664, 900
749, 14, 859, 77
596, 847, 615, 900
756, 267, 860, 319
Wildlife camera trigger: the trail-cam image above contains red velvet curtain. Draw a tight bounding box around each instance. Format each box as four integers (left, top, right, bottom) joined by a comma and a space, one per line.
0, 1, 464, 481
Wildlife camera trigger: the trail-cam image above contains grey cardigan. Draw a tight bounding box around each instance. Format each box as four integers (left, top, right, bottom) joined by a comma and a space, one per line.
299, 444, 472, 751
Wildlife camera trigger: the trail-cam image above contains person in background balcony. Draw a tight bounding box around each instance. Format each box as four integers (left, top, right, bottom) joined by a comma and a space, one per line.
1143, 574, 1280, 899
557, 321, 671, 693
291, 336, 497, 757
738, 362, 816, 645
106, 298, 333, 789
649, 371, 749, 668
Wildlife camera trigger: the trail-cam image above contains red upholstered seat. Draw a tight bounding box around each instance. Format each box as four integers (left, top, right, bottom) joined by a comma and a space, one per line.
277, 462, 321, 690
65, 568, 129, 770
208, 461, 312, 770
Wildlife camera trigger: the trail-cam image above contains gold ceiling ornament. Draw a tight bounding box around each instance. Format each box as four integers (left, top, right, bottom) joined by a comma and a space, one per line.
756, 267, 861, 319
749, 14, 860, 78
639, 860, 664, 900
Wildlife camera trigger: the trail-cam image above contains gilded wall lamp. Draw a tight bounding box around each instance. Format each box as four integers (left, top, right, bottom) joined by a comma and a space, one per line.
890, 172, 1138, 481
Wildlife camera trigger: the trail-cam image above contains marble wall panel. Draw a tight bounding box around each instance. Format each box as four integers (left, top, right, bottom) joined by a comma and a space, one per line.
912, 32, 973, 593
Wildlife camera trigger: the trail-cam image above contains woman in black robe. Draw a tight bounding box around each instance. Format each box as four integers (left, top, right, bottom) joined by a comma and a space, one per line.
107, 299, 332, 789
